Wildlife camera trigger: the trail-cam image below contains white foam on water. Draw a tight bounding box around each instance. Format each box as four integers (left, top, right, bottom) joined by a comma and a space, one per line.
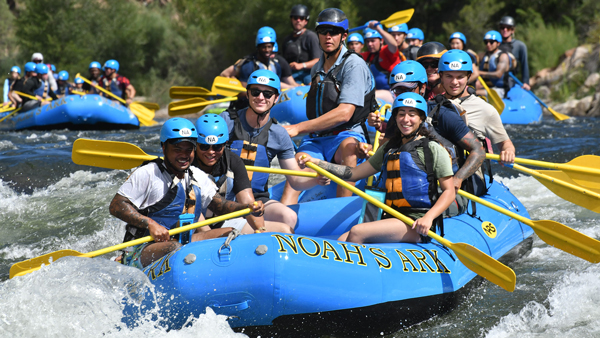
0, 257, 246, 338
0, 140, 15, 150
485, 265, 600, 338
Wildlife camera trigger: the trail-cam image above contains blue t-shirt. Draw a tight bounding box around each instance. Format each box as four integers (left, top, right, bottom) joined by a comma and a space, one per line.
220, 108, 296, 164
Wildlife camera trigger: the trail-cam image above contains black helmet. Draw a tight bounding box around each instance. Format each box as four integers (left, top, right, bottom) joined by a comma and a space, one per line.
290, 4, 309, 20
416, 42, 447, 60
315, 8, 349, 32
499, 16, 515, 27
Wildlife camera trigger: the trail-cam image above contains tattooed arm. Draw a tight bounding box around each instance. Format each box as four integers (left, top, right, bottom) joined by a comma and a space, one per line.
454, 130, 485, 191
109, 194, 170, 242
207, 192, 262, 217
479, 53, 509, 81
297, 154, 378, 182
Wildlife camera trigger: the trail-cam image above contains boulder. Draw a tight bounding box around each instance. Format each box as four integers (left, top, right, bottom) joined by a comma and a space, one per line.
587, 93, 600, 117
584, 72, 600, 88
572, 96, 594, 116
553, 99, 579, 115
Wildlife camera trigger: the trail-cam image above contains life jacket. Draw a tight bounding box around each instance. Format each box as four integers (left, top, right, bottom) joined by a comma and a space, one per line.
402, 45, 419, 61
283, 31, 312, 63
33, 79, 49, 99
364, 51, 391, 90
209, 148, 236, 201
376, 137, 444, 236
56, 83, 72, 96
101, 75, 129, 100
306, 50, 378, 137
480, 50, 517, 88
234, 54, 282, 79
227, 108, 274, 198
122, 159, 202, 243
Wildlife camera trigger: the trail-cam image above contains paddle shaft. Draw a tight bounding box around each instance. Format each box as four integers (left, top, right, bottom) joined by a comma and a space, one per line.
10, 208, 252, 278
486, 153, 600, 176
0, 108, 20, 123
76, 74, 127, 105
477, 76, 504, 114
507, 72, 569, 120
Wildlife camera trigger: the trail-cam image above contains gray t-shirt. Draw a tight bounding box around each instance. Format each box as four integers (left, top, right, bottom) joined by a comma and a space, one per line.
460, 94, 510, 145
220, 109, 296, 163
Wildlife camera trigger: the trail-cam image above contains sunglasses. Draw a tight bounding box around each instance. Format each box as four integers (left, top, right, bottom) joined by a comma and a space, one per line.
291, 16, 307, 21
198, 143, 225, 152
419, 61, 438, 69
484, 40, 497, 45
33, 60, 43, 63
391, 86, 413, 96
316, 27, 344, 36
499, 25, 513, 31
249, 88, 276, 99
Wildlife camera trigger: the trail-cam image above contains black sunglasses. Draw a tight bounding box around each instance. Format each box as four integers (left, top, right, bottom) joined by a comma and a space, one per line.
391, 86, 413, 96
291, 15, 307, 21
484, 40, 497, 45
249, 88, 276, 99
419, 61, 439, 69
316, 27, 344, 36
198, 143, 225, 152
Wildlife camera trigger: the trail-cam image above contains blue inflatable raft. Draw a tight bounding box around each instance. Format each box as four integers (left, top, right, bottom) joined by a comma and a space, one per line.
0, 94, 139, 131
123, 180, 533, 336
500, 85, 543, 124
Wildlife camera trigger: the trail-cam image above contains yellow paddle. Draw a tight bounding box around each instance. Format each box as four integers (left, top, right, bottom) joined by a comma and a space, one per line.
477, 76, 505, 114
507, 72, 569, 121
348, 9, 415, 33
366, 104, 390, 186
71, 138, 319, 178
0, 108, 20, 123
305, 161, 516, 292
170, 86, 218, 99
134, 101, 160, 111
211, 76, 246, 97
9, 208, 252, 279
0, 105, 16, 113
168, 97, 237, 116
486, 154, 600, 191
456, 189, 600, 263
70, 90, 87, 96
13, 91, 51, 102
75, 74, 157, 127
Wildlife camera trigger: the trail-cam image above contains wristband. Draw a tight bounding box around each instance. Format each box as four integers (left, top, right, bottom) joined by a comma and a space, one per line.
303, 63, 307, 69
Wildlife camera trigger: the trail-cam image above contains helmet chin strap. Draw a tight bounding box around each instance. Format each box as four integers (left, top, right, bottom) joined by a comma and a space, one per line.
249, 104, 271, 126
401, 122, 423, 141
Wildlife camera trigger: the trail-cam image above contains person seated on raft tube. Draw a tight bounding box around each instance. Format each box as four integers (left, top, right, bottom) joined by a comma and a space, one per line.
346, 32, 364, 53
33, 63, 58, 106
280, 4, 321, 85
403, 28, 423, 61
82, 61, 102, 94
360, 21, 401, 103
98, 59, 136, 105
416, 42, 447, 101
299, 92, 455, 244
388, 24, 409, 59
476, 30, 516, 99
10, 62, 41, 112
55, 71, 73, 98
281, 8, 378, 204
3, 66, 20, 107
219, 69, 327, 230
109, 118, 263, 269
367, 60, 486, 196
448, 32, 480, 84
437, 50, 515, 168
193, 113, 293, 234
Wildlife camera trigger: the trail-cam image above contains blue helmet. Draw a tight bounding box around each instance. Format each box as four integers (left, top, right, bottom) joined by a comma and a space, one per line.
58, 70, 69, 81
35, 63, 49, 75
392, 92, 428, 117
449, 32, 467, 46
74, 77, 84, 84
347, 32, 364, 44
388, 23, 408, 34
247, 69, 281, 94
103, 59, 119, 72
50, 64, 56, 72
438, 49, 473, 73
24, 62, 36, 73
406, 28, 424, 41
160, 118, 198, 145
273, 42, 279, 53
89, 61, 102, 69
196, 114, 229, 145
483, 30, 502, 43
389, 60, 427, 86
315, 8, 349, 32
256, 26, 276, 46
53, 73, 59, 80
10, 66, 21, 74
363, 28, 382, 40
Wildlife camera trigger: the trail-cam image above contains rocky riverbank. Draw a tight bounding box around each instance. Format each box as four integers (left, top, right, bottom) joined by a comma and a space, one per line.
531, 44, 600, 117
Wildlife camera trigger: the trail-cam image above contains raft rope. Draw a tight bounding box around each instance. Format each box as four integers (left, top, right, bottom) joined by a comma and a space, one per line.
218, 228, 241, 255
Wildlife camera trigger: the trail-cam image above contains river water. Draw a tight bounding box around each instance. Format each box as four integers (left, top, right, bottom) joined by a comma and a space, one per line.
1, 116, 599, 337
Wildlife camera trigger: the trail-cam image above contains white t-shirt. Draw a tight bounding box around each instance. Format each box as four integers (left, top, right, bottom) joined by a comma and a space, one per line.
460, 95, 510, 145
117, 162, 217, 213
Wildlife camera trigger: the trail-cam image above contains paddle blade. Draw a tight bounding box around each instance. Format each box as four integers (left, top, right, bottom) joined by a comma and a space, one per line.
10, 249, 83, 278
168, 97, 208, 116
72, 138, 155, 170
564, 155, 600, 190
212, 76, 245, 97
134, 101, 160, 111
548, 107, 570, 121
535, 170, 600, 213
531, 220, 600, 263
129, 102, 157, 126
170, 86, 216, 99
478, 76, 505, 114
381, 8, 415, 27
451, 242, 516, 292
